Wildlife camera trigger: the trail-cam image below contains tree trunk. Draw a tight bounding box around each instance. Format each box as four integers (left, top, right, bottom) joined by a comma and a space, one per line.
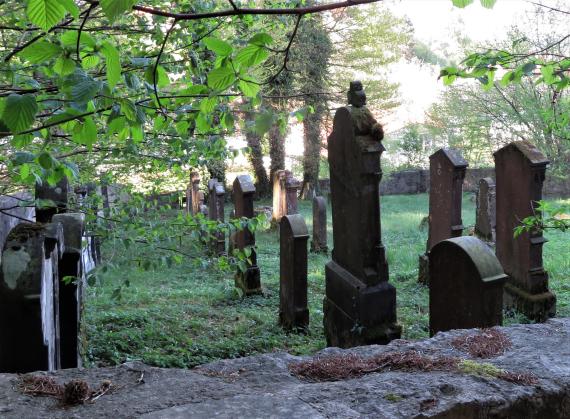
244, 114, 270, 197
301, 102, 325, 198
268, 118, 286, 186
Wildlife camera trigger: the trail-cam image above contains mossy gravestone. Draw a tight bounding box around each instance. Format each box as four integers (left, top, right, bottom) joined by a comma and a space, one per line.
418, 148, 468, 284
323, 81, 401, 348
279, 214, 309, 331
233, 175, 261, 296
429, 236, 507, 336
495, 141, 556, 321
208, 179, 226, 256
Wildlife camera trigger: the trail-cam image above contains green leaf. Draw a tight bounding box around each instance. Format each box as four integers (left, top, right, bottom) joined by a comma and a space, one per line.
37, 152, 55, 169
71, 76, 102, 103
60, 31, 96, 48
479, 0, 496, 8
254, 111, 274, 136
521, 62, 537, 75
203, 37, 233, 57
207, 66, 236, 91
238, 77, 260, 98
27, 0, 66, 31
2, 94, 38, 134
54, 57, 76, 76
249, 33, 273, 46
82, 55, 100, 69
100, 0, 137, 21
144, 65, 170, 88
59, 0, 79, 18
81, 117, 97, 146
234, 45, 269, 68
11, 134, 34, 148
19, 40, 62, 63
541, 65, 556, 84
451, 0, 474, 7
101, 41, 121, 89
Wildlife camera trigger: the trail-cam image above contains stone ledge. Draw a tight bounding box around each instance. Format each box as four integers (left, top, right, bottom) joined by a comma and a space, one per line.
1, 319, 569, 418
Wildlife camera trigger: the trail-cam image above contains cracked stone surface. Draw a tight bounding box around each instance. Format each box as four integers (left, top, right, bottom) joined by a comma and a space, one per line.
1, 319, 570, 418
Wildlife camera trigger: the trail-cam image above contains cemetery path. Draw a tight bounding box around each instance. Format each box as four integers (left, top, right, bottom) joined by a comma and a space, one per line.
1, 319, 569, 418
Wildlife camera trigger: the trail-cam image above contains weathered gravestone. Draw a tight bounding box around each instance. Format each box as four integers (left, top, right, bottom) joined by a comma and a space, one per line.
233, 175, 261, 295
186, 171, 201, 215
52, 213, 89, 369
418, 148, 468, 284
208, 179, 226, 256
475, 177, 496, 242
324, 81, 401, 348
279, 214, 309, 331
310, 196, 328, 254
35, 177, 68, 223
272, 170, 301, 224
495, 141, 556, 321
429, 236, 507, 336
0, 222, 64, 373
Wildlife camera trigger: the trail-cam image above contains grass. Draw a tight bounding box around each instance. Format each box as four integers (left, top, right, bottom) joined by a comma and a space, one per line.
84, 193, 570, 368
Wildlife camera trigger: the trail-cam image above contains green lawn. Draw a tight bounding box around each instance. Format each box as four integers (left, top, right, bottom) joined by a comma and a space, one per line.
84, 193, 570, 368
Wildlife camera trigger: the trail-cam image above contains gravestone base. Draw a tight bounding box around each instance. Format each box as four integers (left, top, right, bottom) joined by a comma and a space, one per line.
323, 261, 401, 348
418, 253, 429, 285
504, 282, 556, 322
235, 267, 261, 296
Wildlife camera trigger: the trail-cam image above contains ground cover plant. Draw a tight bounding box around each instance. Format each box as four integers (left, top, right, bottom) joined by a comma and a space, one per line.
85, 193, 570, 368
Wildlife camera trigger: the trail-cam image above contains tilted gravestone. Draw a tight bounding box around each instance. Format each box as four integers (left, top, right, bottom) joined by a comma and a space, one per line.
495, 141, 556, 321
208, 179, 226, 256
272, 170, 301, 224
35, 177, 69, 223
310, 196, 328, 254
186, 171, 201, 215
475, 177, 496, 242
429, 236, 507, 336
52, 213, 87, 369
324, 81, 401, 348
279, 214, 309, 331
0, 222, 64, 373
418, 148, 468, 284
233, 175, 261, 295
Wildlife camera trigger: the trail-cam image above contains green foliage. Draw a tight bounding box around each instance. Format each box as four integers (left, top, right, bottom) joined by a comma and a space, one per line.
27, 0, 68, 31
2, 94, 38, 134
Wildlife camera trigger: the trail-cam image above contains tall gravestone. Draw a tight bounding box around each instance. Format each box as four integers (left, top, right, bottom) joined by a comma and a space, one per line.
429, 236, 507, 336
233, 175, 261, 295
475, 177, 496, 242
495, 141, 556, 321
272, 170, 301, 224
418, 148, 468, 284
285, 173, 300, 215
324, 81, 401, 348
0, 222, 64, 372
279, 214, 309, 331
208, 179, 226, 256
310, 196, 328, 254
35, 177, 68, 223
186, 171, 201, 215
52, 213, 86, 369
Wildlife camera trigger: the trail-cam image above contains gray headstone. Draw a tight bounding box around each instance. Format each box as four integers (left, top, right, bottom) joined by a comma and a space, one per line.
35, 177, 69, 223
310, 196, 328, 254
475, 177, 496, 241
208, 179, 226, 256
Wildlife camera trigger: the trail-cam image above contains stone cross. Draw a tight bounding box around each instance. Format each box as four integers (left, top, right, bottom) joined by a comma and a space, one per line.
52, 213, 86, 369
279, 214, 309, 331
310, 196, 328, 254
0, 222, 64, 373
208, 179, 226, 256
494, 141, 556, 321
324, 81, 400, 348
272, 170, 301, 224
186, 171, 201, 215
475, 177, 496, 241
35, 177, 69, 223
429, 236, 507, 336
233, 175, 261, 295
418, 148, 468, 284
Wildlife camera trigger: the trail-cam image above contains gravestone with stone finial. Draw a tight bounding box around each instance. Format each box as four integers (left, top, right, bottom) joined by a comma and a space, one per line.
475, 177, 496, 242
310, 196, 328, 254
233, 175, 261, 295
208, 179, 226, 256
418, 148, 468, 284
35, 177, 69, 223
429, 236, 507, 336
279, 214, 309, 331
324, 81, 401, 348
495, 141, 556, 321
0, 222, 64, 373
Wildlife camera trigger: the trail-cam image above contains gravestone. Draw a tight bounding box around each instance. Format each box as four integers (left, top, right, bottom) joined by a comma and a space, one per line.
429, 236, 507, 336
35, 177, 69, 223
233, 175, 261, 295
208, 179, 226, 256
285, 173, 300, 215
279, 214, 309, 331
0, 222, 64, 373
418, 148, 468, 284
272, 170, 300, 224
186, 171, 201, 215
495, 141, 556, 321
475, 177, 496, 241
324, 81, 401, 348
52, 213, 86, 369
310, 196, 328, 254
